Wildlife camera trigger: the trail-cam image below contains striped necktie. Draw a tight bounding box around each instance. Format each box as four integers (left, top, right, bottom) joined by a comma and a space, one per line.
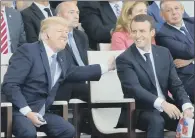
1, 11, 8, 54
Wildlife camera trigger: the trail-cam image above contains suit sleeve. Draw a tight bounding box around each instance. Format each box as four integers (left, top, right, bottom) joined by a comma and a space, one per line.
66, 64, 102, 82
2, 46, 32, 109
78, 2, 114, 43
18, 12, 27, 46
167, 49, 192, 106
155, 36, 194, 59
21, 11, 38, 43
116, 56, 158, 107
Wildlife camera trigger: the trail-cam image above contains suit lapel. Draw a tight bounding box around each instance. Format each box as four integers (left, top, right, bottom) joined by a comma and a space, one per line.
5, 8, 14, 44
132, 45, 156, 88
100, 2, 117, 23
31, 3, 45, 20
184, 19, 194, 40
151, 46, 163, 87
39, 41, 52, 91
51, 8, 56, 16
57, 52, 67, 79
65, 44, 77, 65
165, 23, 191, 44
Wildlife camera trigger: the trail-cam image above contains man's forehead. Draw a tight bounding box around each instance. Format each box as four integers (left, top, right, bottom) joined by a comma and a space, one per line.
163, 1, 182, 8
131, 21, 151, 30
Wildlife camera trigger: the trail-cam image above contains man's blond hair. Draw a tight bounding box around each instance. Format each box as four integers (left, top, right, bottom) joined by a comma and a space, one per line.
39, 16, 68, 40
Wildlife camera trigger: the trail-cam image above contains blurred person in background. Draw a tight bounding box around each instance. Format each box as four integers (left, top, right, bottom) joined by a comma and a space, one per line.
1, 1, 26, 54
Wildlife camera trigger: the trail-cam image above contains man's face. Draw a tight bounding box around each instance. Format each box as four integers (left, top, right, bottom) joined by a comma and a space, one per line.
60, 4, 79, 28
130, 21, 155, 50
46, 24, 69, 52
161, 1, 184, 26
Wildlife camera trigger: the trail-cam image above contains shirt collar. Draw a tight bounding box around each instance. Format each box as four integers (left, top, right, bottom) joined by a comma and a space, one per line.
109, 1, 123, 7
167, 20, 186, 30
43, 41, 57, 58
136, 46, 152, 56
34, 2, 50, 11
155, 1, 161, 9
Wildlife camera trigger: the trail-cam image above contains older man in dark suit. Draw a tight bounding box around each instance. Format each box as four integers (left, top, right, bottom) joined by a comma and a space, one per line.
1, 3, 26, 54
56, 1, 90, 102
2, 16, 115, 138
155, 1, 194, 103
21, 0, 55, 43
116, 14, 194, 138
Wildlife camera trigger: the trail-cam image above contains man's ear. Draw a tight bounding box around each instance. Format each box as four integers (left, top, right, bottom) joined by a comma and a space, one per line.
151, 29, 155, 38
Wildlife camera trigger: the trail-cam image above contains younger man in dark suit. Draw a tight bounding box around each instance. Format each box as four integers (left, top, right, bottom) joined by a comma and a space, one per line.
155, 0, 194, 103
116, 14, 194, 138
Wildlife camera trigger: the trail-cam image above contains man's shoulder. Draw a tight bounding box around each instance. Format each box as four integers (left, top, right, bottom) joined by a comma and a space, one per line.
156, 22, 175, 37
17, 41, 41, 53
183, 17, 194, 24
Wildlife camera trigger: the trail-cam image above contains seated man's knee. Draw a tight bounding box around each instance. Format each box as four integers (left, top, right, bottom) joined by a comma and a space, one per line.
66, 123, 76, 138
17, 128, 37, 138
149, 113, 165, 128
59, 123, 75, 138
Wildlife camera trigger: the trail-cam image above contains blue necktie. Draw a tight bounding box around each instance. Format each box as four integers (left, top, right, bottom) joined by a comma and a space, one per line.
50, 54, 57, 87
68, 33, 85, 66
39, 54, 57, 116
180, 26, 194, 43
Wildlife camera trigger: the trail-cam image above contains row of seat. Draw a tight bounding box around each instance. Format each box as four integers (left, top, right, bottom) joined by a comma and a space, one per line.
1, 51, 176, 138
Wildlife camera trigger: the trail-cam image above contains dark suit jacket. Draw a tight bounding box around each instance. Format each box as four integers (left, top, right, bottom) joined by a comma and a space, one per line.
55, 29, 90, 101
21, 3, 56, 43
5, 7, 26, 53
2, 41, 101, 114
78, 1, 116, 50
148, 2, 189, 31
155, 17, 194, 75
116, 44, 191, 126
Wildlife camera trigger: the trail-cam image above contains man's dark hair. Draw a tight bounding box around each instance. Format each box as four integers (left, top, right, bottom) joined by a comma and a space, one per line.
130, 14, 155, 30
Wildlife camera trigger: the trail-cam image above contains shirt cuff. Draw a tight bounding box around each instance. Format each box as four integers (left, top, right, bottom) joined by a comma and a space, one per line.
100, 64, 109, 75
182, 103, 194, 112
154, 97, 165, 112
19, 106, 32, 116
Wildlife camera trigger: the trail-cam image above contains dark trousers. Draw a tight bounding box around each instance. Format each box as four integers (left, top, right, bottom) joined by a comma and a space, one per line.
13, 113, 75, 138
137, 110, 178, 138
179, 73, 194, 103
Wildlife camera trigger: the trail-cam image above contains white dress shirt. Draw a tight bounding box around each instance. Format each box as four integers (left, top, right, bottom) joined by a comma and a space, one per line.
34, 2, 53, 18
155, 1, 160, 9
136, 46, 194, 112
1, 6, 12, 53
109, 1, 123, 17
